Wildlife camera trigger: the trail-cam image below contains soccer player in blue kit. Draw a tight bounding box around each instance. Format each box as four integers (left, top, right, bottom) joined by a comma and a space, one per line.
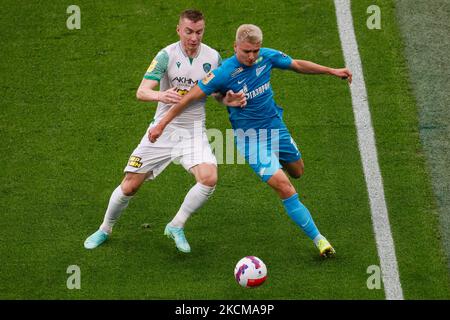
149, 24, 352, 257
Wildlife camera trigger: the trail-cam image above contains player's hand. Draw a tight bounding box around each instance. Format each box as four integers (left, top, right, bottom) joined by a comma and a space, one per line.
158, 87, 182, 104
331, 68, 352, 84
223, 90, 247, 108
148, 123, 164, 143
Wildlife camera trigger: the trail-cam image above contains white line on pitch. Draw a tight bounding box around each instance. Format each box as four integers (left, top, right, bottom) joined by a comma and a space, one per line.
333, 0, 404, 300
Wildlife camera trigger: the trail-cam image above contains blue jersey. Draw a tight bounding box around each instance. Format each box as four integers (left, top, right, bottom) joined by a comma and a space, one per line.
198, 48, 293, 130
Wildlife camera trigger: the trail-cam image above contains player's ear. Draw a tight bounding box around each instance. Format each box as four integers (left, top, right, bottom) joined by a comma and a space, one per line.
233, 42, 237, 53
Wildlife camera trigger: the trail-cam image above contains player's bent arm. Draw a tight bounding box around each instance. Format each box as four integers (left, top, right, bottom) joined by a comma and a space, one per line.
136, 79, 182, 104
148, 86, 246, 142
148, 86, 206, 142
158, 85, 206, 129
136, 78, 160, 101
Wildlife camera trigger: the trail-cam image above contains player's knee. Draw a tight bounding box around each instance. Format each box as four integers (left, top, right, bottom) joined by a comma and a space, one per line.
197, 173, 217, 187
121, 177, 142, 196
121, 183, 139, 196
194, 165, 218, 187
288, 161, 304, 179
289, 167, 304, 179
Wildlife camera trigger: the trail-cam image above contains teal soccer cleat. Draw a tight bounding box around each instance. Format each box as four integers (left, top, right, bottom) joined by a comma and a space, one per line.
164, 224, 191, 253
84, 229, 109, 249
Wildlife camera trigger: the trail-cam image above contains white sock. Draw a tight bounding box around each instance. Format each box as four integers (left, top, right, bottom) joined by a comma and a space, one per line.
99, 185, 133, 234
169, 183, 215, 228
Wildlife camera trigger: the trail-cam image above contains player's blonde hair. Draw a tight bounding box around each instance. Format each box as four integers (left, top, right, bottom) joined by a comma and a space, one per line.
236, 24, 263, 44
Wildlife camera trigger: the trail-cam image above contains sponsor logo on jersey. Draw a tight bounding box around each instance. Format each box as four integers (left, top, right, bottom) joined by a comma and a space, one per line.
231, 67, 244, 78
171, 76, 197, 86
203, 63, 211, 73
244, 81, 270, 100
176, 61, 181, 68
176, 88, 190, 96
256, 64, 267, 77
128, 156, 143, 168
146, 59, 158, 73
202, 71, 215, 85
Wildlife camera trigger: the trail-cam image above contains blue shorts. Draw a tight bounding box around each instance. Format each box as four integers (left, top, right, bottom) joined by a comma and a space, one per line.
233, 116, 301, 182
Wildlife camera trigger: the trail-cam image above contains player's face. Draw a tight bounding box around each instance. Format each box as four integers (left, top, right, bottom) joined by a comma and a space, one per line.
234, 41, 261, 66
177, 18, 205, 53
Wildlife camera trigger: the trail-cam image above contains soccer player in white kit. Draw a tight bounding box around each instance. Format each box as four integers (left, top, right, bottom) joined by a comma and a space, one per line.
84, 10, 245, 253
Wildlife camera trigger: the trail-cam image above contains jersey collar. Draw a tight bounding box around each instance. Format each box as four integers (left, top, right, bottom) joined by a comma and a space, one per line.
178, 41, 202, 60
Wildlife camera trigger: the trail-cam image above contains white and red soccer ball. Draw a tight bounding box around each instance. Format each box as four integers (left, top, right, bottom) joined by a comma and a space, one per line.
234, 256, 267, 288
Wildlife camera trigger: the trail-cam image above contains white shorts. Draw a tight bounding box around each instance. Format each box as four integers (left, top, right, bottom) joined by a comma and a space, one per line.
124, 124, 217, 180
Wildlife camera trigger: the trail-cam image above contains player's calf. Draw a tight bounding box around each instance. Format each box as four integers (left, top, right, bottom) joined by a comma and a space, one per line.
267, 170, 297, 199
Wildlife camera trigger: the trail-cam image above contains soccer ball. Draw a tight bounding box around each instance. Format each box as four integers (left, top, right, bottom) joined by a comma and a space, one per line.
234, 256, 267, 288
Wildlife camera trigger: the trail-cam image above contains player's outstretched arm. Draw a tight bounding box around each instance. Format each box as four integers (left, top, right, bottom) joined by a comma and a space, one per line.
148, 85, 206, 142
290, 59, 352, 84
136, 79, 182, 104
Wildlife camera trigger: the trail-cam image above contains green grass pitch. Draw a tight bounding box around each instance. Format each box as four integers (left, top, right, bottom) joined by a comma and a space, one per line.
0, 0, 448, 299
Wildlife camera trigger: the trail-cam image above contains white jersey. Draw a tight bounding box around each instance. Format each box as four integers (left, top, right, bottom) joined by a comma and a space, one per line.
144, 42, 221, 128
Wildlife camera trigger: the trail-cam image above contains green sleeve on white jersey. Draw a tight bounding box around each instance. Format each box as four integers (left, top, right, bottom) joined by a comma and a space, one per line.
144, 50, 169, 81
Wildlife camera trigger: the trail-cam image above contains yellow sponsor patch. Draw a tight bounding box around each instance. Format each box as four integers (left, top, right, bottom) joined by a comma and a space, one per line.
146, 59, 158, 73
128, 156, 143, 168
176, 88, 189, 96
201, 71, 215, 85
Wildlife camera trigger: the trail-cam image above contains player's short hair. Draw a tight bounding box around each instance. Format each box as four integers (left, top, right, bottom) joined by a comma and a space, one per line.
179, 9, 205, 23
236, 24, 263, 44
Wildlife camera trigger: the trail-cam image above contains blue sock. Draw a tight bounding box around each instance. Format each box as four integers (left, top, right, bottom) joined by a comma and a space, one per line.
282, 193, 320, 240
